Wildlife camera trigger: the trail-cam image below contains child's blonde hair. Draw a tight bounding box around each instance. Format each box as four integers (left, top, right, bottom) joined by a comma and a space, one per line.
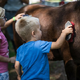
15, 16, 40, 41
0, 7, 5, 17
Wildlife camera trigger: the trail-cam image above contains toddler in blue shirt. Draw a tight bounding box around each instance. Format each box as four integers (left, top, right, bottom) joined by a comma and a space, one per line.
15, 16, 73, 80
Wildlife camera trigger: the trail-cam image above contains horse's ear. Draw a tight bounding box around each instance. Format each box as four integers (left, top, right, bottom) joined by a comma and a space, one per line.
0, 0, 7, 7
20, 0, 29, 4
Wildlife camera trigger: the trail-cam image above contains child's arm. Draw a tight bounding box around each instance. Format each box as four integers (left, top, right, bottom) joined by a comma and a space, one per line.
1, 13, 25, 30
15, 61, 21, 80
0, 40, 15, 63
51, 25, 73, 49
0, 55, 15, 63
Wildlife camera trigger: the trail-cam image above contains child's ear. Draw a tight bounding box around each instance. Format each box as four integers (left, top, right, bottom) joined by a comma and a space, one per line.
32, 31, 35, 36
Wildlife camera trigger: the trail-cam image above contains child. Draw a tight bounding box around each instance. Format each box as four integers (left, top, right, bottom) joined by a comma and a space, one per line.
0, 7, 24, 80
15, 16, 73, 80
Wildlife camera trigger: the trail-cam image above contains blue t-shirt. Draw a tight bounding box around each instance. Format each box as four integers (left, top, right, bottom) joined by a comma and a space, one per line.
16, 40, 52, 80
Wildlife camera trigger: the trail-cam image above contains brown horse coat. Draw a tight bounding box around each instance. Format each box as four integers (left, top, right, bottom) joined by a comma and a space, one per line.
13, 1, 80, 80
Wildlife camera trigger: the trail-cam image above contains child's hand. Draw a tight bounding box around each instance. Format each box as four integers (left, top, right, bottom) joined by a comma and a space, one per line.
15, 13, 25, 20
17, 75, 21, 80
62, 25, 73, 35
10, 56, 16, 63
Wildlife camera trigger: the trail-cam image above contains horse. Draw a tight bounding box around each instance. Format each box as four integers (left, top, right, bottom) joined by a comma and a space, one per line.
13, 1, 80, 80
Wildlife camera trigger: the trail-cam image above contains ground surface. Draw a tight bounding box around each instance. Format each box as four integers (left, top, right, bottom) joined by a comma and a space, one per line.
49, 61, 67, 80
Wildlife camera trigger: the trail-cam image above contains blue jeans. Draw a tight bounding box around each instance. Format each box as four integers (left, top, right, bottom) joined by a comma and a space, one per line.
0, 71, 9, 80
5, 10, 17, 40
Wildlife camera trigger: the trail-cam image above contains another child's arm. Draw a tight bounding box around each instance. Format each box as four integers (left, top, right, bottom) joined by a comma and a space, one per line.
0, 40, 15, 63
0, 55, 15, 63
1, 13, 25, 30
51, 25, 73, 49
15, 61, 21, 80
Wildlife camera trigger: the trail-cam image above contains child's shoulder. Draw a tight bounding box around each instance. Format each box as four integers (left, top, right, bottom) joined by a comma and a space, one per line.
35, 40, 46, 44
35, 40, 51, 46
